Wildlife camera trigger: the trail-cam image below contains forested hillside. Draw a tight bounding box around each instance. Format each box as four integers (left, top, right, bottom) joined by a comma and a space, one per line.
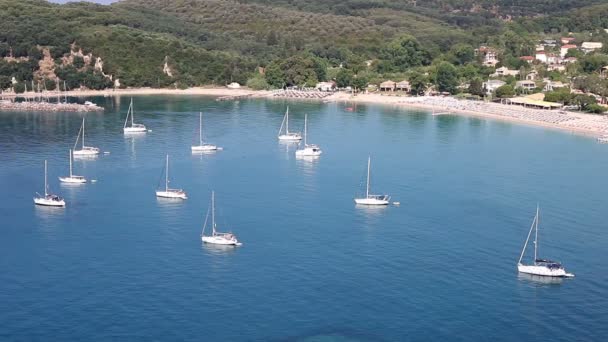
1, 0, 608, 94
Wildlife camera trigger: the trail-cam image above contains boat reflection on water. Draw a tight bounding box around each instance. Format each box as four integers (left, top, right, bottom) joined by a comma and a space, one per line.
201, 242, 240, 255
34, 204, 66, 221
517, 272, 565, 286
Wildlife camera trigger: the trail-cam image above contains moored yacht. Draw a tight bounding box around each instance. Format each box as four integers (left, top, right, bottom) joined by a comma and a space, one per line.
155, 154, 187, 199
123, 98, 147, 134
201, 191, 242, 246
59, 149, 87, 184
34, 160, 66, 207
295, 114, 322, 157
517, 205, 574, 278
354, 156, 390, 205
277, 106, 302, 141
191, 112, 221, 152
73, 116, 100, 156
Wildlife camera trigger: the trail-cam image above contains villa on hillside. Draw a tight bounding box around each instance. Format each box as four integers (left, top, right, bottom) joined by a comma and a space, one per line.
483, 80, 505, 95
520, 56, 535, 64
561, 37, 576, 45
582, 42, 603, 53
560, 44, 578, 58
492, 66, 519, 77
515, 80, 536, 91
476, 46, 499, 66
544, 80, 568, 92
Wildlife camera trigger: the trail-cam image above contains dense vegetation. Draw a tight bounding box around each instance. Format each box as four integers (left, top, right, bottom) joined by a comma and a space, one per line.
2, 0, 608, 109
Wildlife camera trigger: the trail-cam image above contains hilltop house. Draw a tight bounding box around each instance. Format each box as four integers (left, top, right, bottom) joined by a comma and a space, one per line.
492, 66, 519, 77
560, 44, 578, 58
542, 39, 557, 47
582, 42, 603, 53
561, 37, 576, 45
483, 80, 505, 95
379, 80, 396, 92
476, 46, 499, 66
535, 51, 547, 63
526, 70, 538, 81
520, 56, 535, 64
516, 80, 536, 91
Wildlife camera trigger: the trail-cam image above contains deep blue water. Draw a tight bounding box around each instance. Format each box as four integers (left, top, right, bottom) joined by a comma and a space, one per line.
1, 96, 607, 341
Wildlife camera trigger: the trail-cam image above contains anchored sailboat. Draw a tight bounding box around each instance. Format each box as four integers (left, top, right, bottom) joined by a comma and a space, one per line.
123, 98, 147, 134
295, 114, 322, 157
517, 205, 574, 278
59, 149, 87, 183
73, 117, 100, 156
354, 156, 390, 205
34, 160, 66, 207
191, 112, 221, 152
201, 191, 242, 246
155, 154, 187, 199
277, 106, 302, 141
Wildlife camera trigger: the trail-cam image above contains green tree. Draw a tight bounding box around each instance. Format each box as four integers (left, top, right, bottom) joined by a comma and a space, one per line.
246, 74, 269, 90
495, 84, 515, 98
436, 62, 459, 94
449, 44, 475, 65
468, 78, 484, 97
378, 35, 431, 73
336, 68, 354, 88
408, 71, 428, 95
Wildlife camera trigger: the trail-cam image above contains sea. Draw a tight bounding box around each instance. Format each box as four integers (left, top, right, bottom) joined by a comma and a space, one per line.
1, 95, 607, 341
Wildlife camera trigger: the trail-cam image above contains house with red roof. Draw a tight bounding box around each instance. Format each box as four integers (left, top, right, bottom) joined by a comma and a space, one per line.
560, 44, 578, 58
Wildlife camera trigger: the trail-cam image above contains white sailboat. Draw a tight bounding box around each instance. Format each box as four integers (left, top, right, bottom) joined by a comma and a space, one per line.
73, 117, 100, 156
191, 112, 221, 152
295, 114, 322, 157
277, 106, 302, 141
517, 205, 574, 278
155, 154, 187, 199
201, 191, 242, 246
123, 98, 147, 134
34, 160, 66, 207
354, 156, 390, 205
59, 149, 87, 183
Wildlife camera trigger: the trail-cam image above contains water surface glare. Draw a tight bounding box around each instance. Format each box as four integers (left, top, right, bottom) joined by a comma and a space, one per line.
1, 96, 607, 341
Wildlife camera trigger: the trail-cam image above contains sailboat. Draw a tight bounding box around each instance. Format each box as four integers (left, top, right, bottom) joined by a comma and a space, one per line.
295, 114, 322, 157
201, 191, 242, 246
73, 116, 100, 156
59, 149, 87, 183
517, 205, 574, 278
155, 154, 187, 199
34, 160, 66, 207
354, 156, 390, 205
191, 112, 221, 152
277, 106, 302, 141
123, 98, 147, 133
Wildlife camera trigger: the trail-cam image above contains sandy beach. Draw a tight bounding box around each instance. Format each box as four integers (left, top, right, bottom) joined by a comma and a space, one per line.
4, 87, 608, 137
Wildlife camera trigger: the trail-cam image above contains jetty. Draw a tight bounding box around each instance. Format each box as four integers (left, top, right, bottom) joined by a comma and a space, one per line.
215, 94, 255, 102
0, 100, 103, 112
272, 89, 333, 99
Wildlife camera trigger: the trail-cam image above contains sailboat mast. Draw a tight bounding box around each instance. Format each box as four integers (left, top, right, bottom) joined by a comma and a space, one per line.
534, 205, 539, 262
81, 117, 85, 148
212, 191, 216, 234
366, 156, 371, 198
44, 160, 48, 196
285, 107, 289, 134
69, 149, 73, 177
165, 154, 169, 191
130, 99, 134, 126
199, 112, 203, 146
124, 99, 131, 128
304, 114, 308, 146
518, 211, 537, 264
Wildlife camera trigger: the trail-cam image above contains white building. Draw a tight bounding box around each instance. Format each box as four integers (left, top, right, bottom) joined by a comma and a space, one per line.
483, 80, 506, 95
516, 80, 536, 91
316, 81, 335, 92
581, 42, 603, 54
491, 66, 519, 77
535, 51, 547, 63
560, 44, 577, 58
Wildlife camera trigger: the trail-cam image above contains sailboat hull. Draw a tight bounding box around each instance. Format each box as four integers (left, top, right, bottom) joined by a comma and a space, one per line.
278, 133, 302, 141
201, 235, 242, 246
156, 190, 187, 199
295, 146, 322, 156
517, 264, 574, 277
354, 197, 390, 205
34, 197, 66, 207
124, 127, 147, 134
191, 145, 219, 152
73, 147, 100, 156
59, 176, 87, 184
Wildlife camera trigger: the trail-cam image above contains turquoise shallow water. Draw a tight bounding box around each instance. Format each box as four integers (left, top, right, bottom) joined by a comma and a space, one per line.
0, 96, 607, 341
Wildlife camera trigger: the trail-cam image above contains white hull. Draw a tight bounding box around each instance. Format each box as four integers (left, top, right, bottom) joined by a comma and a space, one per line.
124, 127, 147, 134
59, 176, 87, 184
354, 197, 390, 205
518, 264, 574, 278
156, 190, 187, 199
191, 144, 219, 152
34, 197, 65, 207
296, 146, 322, 156
278, 134, 302, 141
73, 147, 100, 156
201, 235, 242, 246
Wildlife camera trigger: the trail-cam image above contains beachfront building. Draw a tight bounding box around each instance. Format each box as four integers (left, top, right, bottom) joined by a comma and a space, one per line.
505, 96, 563, 109
227, 82, 241, 89
316, 81, 336, 92
560, 44, 578, 58
483, 80, 506, 95
582, 42, 603, 54
516, 80, 537, 91
395, 80, 411, 92
491, 66, 519, 77
544, 80, 568, 92
379, 81, 396, 92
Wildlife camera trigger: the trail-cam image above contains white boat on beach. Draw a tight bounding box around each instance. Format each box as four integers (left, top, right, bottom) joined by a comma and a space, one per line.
123, 98, 147, 134
34, 160, 66, 207
191, 112, 221, 152
59, 149, 87, 184
73, 116, 100, 156
354, 156, 390, 205
155, 154, 187, 199
295, 114, 322, 157
201, 191, 242, 246
517, 205, 574, 278
277, 106, 302, 141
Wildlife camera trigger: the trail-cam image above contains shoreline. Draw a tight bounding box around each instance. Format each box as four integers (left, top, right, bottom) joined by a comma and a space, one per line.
3, 87, 607, 138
